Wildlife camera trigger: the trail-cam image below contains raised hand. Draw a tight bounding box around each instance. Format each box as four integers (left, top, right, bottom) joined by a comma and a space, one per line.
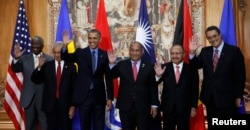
189, 35, 200, 54
62, 30, 72, 47
13, 43, 25, 59
154, 62, 166, 77
37, 56, 45, 68
107, 50, 117, 64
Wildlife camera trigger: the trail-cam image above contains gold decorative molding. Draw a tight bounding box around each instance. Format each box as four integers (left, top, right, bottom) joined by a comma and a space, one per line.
239, 0, 247, 16
0, 71, 5, 111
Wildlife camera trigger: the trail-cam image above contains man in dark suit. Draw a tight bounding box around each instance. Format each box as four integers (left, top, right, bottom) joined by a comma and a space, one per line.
31, 43, 76, 130
108, 41, 159, 130
11, 36, 53, 130
189, 26, 246, 125
154, 44, 199, 130
61, 29, 113, 130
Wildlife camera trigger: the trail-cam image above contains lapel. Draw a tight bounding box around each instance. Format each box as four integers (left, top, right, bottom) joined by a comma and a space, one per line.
170, 63, 179, 85
51, 60, 57, 85
136, 60, 146, 82
86, 48, 93, 74
214, 45, 226, 73
207, 47, 214, 74
60, 62, 68, 84
28, 54, 36, 70
178, 63, 186, 86
126, 60, 135, 82
96, 49, 104, 72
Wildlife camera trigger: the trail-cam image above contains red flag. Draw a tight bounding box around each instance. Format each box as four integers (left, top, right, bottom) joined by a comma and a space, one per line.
183, 0, 193, 63
4, 0, 29, 129
190, 101, 206, 130
95, 0, 121, 129
95, 0, 119, 99
173, 0, 193, 63
95, 0, 112, 51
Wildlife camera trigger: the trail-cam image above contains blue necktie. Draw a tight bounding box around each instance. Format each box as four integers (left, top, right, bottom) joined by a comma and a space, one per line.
92, 51, 96, 73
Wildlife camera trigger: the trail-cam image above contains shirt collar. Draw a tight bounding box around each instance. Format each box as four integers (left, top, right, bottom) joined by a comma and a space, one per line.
33, 52, 42, 58
173, 61, 184, 68
214, 41, 224, 52
131, 59, 141, 65
89, 48, 98, 53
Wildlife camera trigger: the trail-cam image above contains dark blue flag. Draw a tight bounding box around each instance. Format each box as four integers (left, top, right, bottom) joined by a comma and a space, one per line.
136, 0, 161, 130
55, 0, 72, 42
219, 0, 246, 114
136, 0, 156, 63
55, 0, 81, 129
219, 0, 237, 45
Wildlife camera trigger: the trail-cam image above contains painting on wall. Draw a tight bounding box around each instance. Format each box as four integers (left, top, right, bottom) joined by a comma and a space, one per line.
49, 0, 204, 63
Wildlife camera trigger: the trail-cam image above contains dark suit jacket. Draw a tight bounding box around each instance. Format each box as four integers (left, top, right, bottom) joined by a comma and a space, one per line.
61, 47, 113, 106
159, 62, 199, 114
191, 43, 246, 109
110, 59, 159, 113
11, 53, 53, 109
31, 60, 76, 112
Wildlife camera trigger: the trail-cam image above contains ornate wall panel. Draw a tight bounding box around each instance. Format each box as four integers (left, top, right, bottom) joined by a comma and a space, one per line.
49, 0, 204, 62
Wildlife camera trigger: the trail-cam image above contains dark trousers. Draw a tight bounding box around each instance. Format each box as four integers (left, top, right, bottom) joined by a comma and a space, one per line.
24, 96, 47, 130
206, 97, 237, 130
45, 99, 72, 130
119, 103, 150, 130
162, 107, 190, 130
78, 90, 105, 130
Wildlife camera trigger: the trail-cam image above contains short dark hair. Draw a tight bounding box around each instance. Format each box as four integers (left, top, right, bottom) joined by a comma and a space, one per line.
31, 36, 44, 47
205, 26, 221, 34
89, 29, 101, 38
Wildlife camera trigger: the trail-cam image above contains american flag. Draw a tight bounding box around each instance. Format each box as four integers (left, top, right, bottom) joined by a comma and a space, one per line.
4, 0, 31, 130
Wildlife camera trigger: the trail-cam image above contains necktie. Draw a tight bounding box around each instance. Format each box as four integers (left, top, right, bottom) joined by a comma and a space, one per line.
175, 65, 180, 83
92, 51, 96, 73
56, 61, 61, 98
132, 61, 137, 81
34, 55, 39, 68
213, 49, 219, 72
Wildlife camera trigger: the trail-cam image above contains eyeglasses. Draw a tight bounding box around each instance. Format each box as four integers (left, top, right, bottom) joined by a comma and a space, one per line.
206, 34, 219, 40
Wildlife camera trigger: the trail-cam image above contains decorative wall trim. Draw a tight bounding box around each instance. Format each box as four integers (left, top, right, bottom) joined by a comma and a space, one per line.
239, 0, 247, 16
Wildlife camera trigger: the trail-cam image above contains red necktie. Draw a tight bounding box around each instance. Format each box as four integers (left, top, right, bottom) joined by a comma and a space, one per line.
132, 61, 137, 81
175, 65, 180, 83
213, 49, 219, 72
56, 61, 61, 98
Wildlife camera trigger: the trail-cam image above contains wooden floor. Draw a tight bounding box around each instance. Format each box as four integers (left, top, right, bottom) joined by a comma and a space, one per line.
0, 111, 14, 130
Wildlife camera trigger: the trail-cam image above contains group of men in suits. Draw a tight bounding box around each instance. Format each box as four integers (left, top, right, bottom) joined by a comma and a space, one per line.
11, 25, 246, 130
